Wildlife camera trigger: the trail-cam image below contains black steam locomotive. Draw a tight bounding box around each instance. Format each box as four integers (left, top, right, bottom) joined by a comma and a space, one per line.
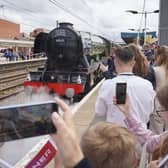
24, 22, 111, 100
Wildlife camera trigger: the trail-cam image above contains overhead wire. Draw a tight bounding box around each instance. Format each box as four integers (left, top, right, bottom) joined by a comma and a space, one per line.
2, 0, 102, 36
80, 0, 92, 11
0, 0, 110, 39
2, 0, 36, 13
49, 0, 95, 29
49, 0, 110, 38
0, 0, 53, 29
0, 5, 34, 28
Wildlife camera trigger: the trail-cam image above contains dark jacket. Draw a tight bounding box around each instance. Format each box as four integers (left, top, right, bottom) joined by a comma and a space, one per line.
145, 65, 156, 90
74, 158, 94, 168
103, 58, 116, 79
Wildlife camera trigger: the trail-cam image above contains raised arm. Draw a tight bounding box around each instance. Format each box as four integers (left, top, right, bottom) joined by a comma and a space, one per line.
52, 98, 93, 168
113, 95, 168, 152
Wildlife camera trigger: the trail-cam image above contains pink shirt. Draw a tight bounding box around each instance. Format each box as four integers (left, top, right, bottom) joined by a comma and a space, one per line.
124, 114, 168, 152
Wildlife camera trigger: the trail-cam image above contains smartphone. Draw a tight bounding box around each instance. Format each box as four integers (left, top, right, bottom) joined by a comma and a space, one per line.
0, 101, 58, 143
116, 82, 127, 104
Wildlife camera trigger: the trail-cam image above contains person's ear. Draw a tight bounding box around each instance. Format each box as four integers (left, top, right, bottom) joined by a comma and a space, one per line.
132, 59, 136, 66
129, 59, 135, 66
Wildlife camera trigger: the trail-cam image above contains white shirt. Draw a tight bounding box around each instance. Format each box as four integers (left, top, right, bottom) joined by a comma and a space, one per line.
95, 73, 156, 128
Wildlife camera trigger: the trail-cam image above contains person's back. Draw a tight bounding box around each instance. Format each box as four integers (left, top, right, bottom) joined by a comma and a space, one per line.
145, 65, 156, 89
150, 46, 168, 133
154, 46, 168, 91
81, 122, 138, 168
94, 46, 155, 128
96, 75, 154, 127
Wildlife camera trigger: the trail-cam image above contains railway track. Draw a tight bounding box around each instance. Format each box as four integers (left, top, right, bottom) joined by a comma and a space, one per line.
0, 58, 46, 99
0, 58, 46, 74
0, 69, 27, 99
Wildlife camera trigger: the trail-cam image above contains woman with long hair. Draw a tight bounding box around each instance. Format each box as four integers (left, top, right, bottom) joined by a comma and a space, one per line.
154, 46, 168, 90
128, 43, 156, 89
150, 46, 168, 134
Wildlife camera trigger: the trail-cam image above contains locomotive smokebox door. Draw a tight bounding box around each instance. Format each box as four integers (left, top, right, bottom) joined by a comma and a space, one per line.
46, 22, 83, 71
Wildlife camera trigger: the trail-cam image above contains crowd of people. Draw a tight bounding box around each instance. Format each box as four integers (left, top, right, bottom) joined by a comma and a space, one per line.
0, 48, 29, 61
0, 48, 45, 62
49, 43, 168, 168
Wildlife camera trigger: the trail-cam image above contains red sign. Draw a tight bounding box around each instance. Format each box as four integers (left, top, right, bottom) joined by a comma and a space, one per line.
25, 140, 57, 168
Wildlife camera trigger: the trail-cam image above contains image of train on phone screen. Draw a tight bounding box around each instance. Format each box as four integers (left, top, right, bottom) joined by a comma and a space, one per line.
0, 101, 58, 143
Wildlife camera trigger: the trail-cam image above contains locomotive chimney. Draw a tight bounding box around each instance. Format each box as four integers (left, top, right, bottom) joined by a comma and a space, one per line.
59, 22, 73, 29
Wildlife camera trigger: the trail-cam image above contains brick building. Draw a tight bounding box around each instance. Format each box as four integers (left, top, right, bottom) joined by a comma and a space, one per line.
0, 18, 20, 39
30, 28, 50, 37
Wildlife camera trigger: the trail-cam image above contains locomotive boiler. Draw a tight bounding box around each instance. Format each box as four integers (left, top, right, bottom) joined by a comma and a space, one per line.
24, 22, 111, 101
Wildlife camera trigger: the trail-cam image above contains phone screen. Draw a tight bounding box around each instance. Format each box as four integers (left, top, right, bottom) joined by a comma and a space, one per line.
0, 101, 58, 143
116, 82, 127, 104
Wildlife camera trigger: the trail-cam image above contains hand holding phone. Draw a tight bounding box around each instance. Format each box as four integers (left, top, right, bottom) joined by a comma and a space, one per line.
116, 82, 127, 104
52, 97, 84, 168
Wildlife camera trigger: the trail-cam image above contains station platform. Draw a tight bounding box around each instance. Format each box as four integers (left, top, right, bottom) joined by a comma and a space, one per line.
72, 79, 103, 140
0, 57, 46, 65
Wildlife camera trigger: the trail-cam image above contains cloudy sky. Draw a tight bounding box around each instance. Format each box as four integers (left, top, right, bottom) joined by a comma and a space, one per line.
0, 0, 159, 41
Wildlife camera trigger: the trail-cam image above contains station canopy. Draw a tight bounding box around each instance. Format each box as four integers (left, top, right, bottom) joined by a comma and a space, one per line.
0, 39, 34, 48
121, 31, 157, 45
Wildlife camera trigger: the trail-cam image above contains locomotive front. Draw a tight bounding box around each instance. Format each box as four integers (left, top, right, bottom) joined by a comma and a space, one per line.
46, 22, 83, 71
24, 22, 111, 101
24, 23, 88, 100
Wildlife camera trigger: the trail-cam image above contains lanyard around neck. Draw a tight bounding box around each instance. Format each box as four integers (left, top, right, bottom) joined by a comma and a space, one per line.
118, 73, 134, 76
